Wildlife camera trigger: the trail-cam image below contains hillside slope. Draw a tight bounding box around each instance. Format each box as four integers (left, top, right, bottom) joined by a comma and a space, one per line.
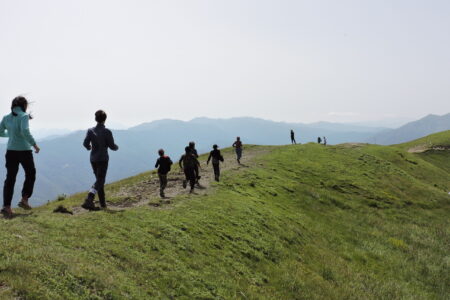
0, 135, 449, 299
367, 113, 450, 145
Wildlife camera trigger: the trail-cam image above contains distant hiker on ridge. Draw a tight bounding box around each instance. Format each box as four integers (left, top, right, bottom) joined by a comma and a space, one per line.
0, 96, 40, 218
179, 146, 200, 193
188, 141, 201, 186
207, 144, 224, 182
317, 137, 322, 144
232, 137, 243, 164
155, 149, 173, 198
82, 110, 119, 210
323, 136, 327, 146
290, 129, 296, 144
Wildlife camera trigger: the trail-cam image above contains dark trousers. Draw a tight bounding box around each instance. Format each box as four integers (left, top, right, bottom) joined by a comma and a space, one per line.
194, 164, 200, 180
158, 173, 168, 192
184, 167, 196, 189
212, 162, 220, 181
3, 150, 36, 207
291, 137, 296, 144
235, 148, 242, 160
90, 161, 108, 206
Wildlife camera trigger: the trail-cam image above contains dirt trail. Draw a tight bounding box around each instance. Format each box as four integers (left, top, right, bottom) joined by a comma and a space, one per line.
71, 147, 270, 215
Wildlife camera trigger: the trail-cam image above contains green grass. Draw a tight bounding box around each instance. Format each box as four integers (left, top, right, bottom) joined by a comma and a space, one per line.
0, 133, 449, 299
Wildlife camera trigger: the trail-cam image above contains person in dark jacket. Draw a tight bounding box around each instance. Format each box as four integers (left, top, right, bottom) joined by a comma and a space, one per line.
155, 149, 173, 198
317, 137, 322, 144
290, 129, 296, 144
207, 144, 224, 182
232, 137, 243, 164
0, 96, 40, 218
82, 110, 119, 210
179, 146, 200, 193
188, 141, 201, 185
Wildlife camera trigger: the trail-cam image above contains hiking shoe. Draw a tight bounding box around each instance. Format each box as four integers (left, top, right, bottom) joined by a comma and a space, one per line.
81, 200, 96, 210
18, 201, 32, 210
1, 207, 13, 218
189, 188, 194, 194
182, 180, 187, 189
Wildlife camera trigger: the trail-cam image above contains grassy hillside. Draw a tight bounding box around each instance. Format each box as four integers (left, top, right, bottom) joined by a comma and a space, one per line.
0, 136, 449, 299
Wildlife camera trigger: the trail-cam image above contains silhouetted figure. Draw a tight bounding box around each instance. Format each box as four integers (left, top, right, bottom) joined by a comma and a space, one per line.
82, 110, 119, 210
189, 141, 201, 185
317, 137, 322, 144
207, 144, 224, 181
232, 137, 243, 164
0, 96, 40, 218
290, 129, 296, 144
323, 136, 327, 146
179, 146, 200, 193
155, 149, 173, 198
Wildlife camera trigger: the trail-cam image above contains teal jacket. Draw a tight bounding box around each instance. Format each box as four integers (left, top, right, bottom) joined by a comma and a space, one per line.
0, 107, 36, 151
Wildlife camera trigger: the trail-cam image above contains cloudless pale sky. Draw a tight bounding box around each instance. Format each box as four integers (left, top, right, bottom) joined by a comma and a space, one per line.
1, 0, 449, 130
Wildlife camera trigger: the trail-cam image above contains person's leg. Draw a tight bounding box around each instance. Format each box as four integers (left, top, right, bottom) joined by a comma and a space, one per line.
18, 151, 36, 209
187, 167, 196, 191
194, 164, 200, 185
236, 148, 242, 163
159, 173, 167, 197
3, 151, 19, 210
213, 163, 220, 181
95, 161, 108, 207
183, 168, 189, 188
82, 162, 98, 209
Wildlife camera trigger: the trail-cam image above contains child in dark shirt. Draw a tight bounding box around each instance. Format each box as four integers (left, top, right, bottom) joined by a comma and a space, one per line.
207, 144, 224, 181
82, 110, 119, 210
155, 149, 173, 198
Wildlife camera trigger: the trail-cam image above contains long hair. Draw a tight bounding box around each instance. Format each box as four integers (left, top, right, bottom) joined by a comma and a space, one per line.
11, 96, 32, 119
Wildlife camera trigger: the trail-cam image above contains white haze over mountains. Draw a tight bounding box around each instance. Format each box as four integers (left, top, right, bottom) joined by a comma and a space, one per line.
1, 0, 450, 130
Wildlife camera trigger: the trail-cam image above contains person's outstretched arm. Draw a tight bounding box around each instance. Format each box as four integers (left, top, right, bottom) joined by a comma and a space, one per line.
155, 158, 160, 169
0, 117, 8, 138
106, 129, 119, 151
83, 130, 92, 150
232, 142, 236, 147
207, 152, 212, 164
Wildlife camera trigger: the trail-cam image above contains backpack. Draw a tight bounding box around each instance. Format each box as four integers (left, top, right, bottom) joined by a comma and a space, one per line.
183, 153, 196, 168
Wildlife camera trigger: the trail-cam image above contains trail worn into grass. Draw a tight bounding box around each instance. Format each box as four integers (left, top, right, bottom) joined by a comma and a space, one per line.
71, 146, 270, 214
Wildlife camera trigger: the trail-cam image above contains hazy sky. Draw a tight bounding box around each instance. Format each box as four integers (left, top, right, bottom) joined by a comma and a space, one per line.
1, 0, 449, 130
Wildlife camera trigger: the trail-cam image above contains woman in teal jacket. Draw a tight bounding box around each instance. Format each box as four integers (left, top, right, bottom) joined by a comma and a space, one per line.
0, 96, 40, 217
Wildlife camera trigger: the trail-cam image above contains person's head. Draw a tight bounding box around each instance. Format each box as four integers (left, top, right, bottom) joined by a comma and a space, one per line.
95, 110, 107, 124
213, 144, 218, 149
237, 136, 240, 141
185, 146, 191, 154
158, 149, 164, 156
11, 96, 31, 118
189, 141, 195, 148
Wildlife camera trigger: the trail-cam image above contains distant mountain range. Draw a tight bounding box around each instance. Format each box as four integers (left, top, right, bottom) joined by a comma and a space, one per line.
366, 113, 450, 145
0, 114, 448, 205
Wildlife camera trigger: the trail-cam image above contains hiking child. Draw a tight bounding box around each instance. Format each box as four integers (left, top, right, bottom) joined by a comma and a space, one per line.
207, 144, 224, 181
290, 129, 296, 144
82, 110, 119, 210
323, 136, 327, 146
155, 149, 173, 198
188, 141, 201, 185
232, 137, 243, 164
317, 137, 322, 144
0, 96, 40, 218
179, 146, 200, 193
